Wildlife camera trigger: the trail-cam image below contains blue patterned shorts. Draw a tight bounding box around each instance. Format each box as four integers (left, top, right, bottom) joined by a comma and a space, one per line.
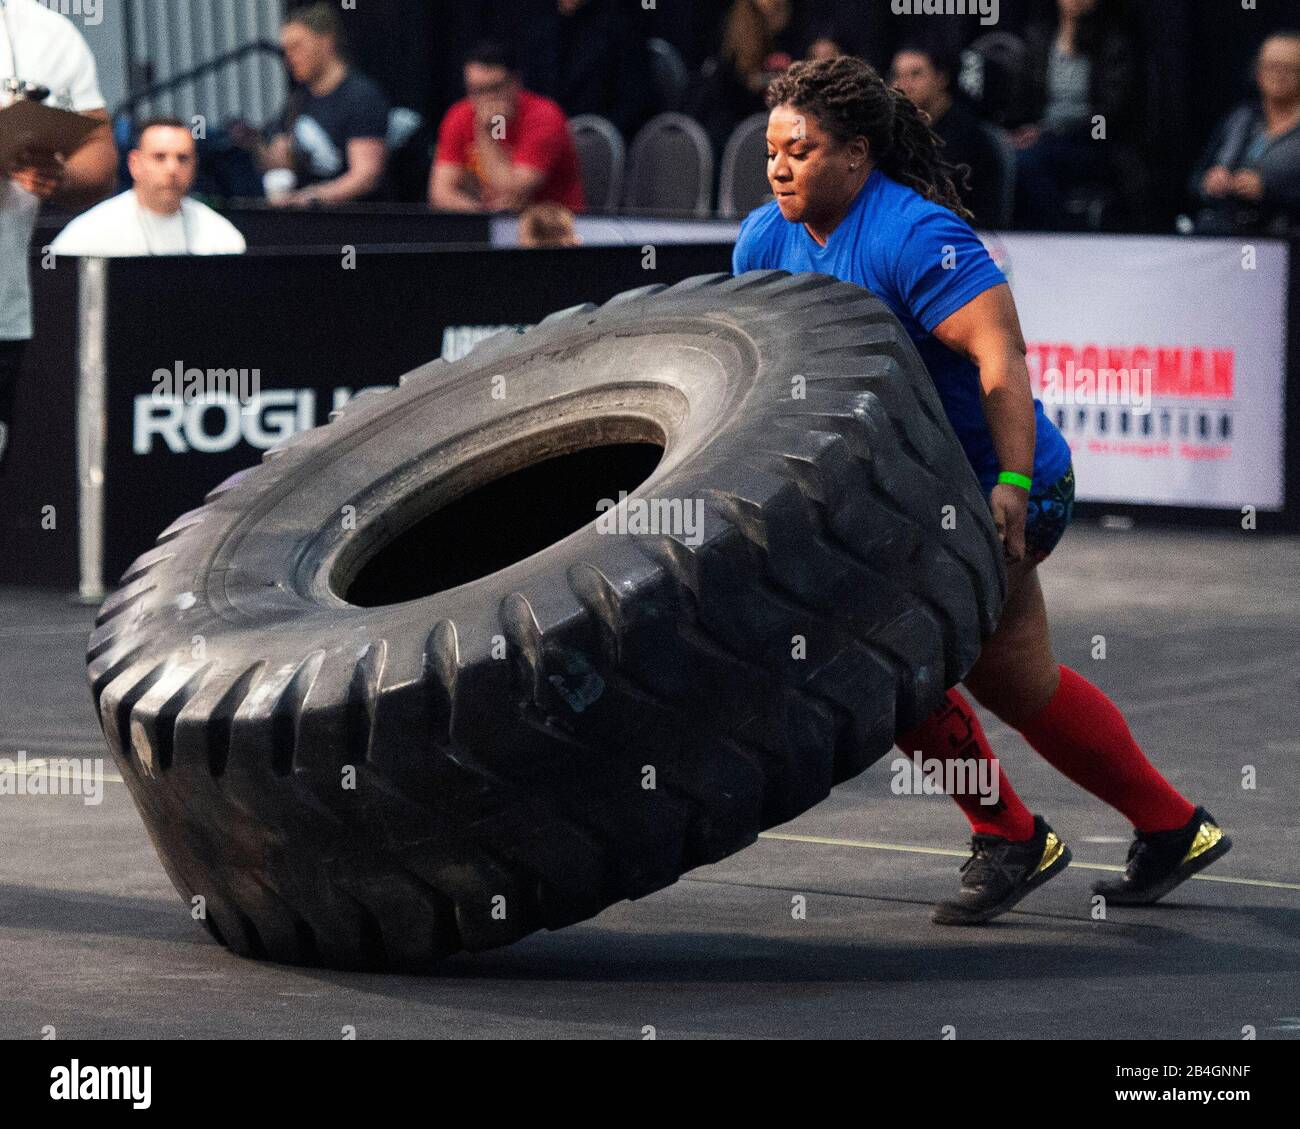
1023, 465, 1076, 564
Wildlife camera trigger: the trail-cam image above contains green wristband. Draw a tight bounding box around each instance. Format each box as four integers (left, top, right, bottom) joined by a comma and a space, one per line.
998, 471, 1033, 492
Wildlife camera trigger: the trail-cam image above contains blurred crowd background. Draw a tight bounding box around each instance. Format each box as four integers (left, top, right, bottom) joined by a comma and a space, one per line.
186, 0, 1298, 236
39, 0, 1300, 237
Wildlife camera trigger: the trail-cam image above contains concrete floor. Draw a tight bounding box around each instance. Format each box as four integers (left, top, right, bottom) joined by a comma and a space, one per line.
2, 524, 1298, 1039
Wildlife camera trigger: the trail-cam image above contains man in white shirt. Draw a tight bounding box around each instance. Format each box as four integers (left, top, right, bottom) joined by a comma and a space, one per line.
52, 117, 247, 256
0, 0, 117, 470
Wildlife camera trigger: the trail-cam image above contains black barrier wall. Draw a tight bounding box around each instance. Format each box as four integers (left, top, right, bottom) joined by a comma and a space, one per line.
0, 257, 81, 587
217, 205, 491, 250
37, 206, 492, 252
74, 244, 733, 587
4, 238, 1297, 591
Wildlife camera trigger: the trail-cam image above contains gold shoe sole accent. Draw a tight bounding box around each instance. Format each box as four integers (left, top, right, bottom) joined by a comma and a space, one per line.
1033, 831, 1066, 876
1181, 821, 1224, 865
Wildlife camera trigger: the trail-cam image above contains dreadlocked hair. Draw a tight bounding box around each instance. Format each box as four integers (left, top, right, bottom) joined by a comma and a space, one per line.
765, 55, 974, 222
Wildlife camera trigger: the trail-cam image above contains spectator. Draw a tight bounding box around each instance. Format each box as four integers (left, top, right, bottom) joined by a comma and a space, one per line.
51, 119, 246, 257
643, 0, 730, 73
795, 2, 892, 74
688, 0, 797, 159
891, 45, 1005, 226
807, 32, 845, 63
0, 0, 116, 473
519, 202, 581, 247
1189, 32, 1300, 235
1012, 0, 1138, 230
430, 41, 586, 213
261, 3, 390, 206
538, 0, 656, 140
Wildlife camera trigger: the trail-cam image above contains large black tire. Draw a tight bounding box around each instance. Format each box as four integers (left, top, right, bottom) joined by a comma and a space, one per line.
88, 270, 1005, 970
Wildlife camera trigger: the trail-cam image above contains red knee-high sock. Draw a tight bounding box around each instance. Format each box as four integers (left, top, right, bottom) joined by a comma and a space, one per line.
1015, 665, 1194, 833
896, 688, 1036, 841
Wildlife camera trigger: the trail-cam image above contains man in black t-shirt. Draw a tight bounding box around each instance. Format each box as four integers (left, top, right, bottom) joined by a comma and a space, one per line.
264, 3, 390, 205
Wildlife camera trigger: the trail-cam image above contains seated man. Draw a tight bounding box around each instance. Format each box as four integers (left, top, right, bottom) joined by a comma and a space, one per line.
51, 118, 246, 256
261, 2, 389, 205
891, 44, 1005, 226
430, 41, 585, 214
1189, 32, 1300, 235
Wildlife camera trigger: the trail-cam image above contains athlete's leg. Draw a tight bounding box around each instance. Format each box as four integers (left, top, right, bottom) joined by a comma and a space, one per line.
903, 562, 1071, 924
894, 687, 1034, 840
893, 559, 1046, 842
961, 560, 1059, 726
894, 561, 1045, 840
964, 564, 1195, 834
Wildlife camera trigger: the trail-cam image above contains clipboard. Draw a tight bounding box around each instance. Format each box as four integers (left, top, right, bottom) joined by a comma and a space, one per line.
0, 99, 101, 169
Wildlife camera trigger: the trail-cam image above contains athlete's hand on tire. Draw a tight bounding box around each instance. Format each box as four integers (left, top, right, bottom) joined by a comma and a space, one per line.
989, 483, 1028, 563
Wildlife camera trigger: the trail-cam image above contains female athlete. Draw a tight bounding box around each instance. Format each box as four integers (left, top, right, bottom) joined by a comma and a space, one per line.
732, 55, 1232, 925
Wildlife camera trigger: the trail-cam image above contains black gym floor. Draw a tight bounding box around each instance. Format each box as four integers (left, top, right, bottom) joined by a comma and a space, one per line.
2, 524, 1297, 1039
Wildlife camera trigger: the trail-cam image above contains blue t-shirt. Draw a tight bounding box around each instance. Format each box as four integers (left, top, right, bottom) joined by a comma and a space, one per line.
732, 169, 1070, 494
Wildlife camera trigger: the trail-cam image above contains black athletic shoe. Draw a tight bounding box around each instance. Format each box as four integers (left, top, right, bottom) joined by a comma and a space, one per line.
932, 815, 1071, 925
1092, 806, 1232, 905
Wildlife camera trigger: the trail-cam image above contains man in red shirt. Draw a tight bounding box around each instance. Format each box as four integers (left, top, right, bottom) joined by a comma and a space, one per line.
430, 41, 586, 213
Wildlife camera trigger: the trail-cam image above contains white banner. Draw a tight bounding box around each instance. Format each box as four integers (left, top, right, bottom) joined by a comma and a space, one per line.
983, 234, 1289, 511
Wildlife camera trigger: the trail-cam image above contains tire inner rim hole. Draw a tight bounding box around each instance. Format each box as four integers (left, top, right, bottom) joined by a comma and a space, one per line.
340, 434, 666, 607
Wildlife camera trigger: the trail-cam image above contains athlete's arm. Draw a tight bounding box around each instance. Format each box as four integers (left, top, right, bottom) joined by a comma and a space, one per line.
931, 282, 1035, 562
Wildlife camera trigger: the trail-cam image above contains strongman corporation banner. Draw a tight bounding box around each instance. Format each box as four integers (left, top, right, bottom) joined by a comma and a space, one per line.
984, 234, 1288, 511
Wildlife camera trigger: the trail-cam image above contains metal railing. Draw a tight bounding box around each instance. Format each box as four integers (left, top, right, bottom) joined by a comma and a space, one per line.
120, 0, 288, 126
117, 39, 284, 125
